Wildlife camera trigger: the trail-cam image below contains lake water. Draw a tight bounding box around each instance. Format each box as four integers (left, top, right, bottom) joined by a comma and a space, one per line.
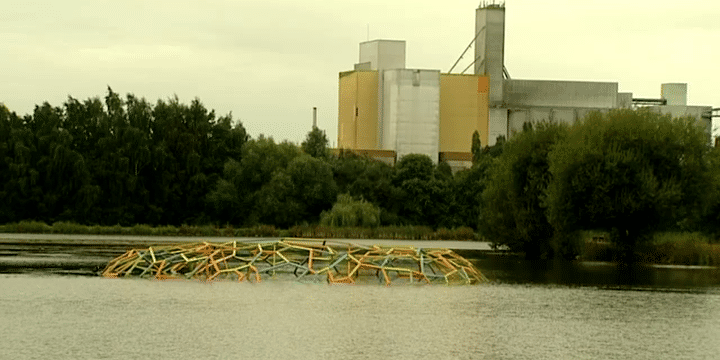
2, 273, 720, 359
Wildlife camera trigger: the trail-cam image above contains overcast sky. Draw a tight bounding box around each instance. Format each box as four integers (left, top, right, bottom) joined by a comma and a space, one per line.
2, 0, 718, 144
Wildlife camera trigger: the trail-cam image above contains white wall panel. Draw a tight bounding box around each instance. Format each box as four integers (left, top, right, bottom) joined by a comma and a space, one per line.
488, 108, 508, 146
507, 109, 527, 135
383, 69, 440, 162
359, 40, 406, 71
552, 109, 576, 124
661, 83, 688, 106
504, 80, 618, 108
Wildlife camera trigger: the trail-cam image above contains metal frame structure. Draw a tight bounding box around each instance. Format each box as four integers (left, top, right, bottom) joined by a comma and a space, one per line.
102, 239, 487, 285
632, 98, 668, 107
710, 108, 720, 118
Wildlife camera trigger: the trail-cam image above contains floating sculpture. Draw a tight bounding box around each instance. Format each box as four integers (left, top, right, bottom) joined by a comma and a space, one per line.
102, 239, 486, 285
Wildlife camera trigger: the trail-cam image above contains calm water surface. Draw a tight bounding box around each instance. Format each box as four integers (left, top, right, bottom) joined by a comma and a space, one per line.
2, 274, 720, 359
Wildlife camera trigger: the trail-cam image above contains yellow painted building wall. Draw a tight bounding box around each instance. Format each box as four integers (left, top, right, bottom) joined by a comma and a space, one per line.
337, 71, 357, 149
337, 70, 379, 150
439, 74, 490, 152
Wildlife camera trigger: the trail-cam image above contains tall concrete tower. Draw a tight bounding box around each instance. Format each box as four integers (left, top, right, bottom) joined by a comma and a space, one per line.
474, 2, 505, 106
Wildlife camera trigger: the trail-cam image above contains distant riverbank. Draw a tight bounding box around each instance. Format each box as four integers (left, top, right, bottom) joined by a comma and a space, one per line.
0, 221, 480, 241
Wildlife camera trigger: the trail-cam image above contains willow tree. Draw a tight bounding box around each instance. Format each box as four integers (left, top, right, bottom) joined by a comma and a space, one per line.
546, 109, 713, 261
479, 121, 568, 259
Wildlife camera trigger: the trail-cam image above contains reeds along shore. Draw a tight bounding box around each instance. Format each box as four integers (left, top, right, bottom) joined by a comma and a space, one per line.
0, 221, 477, 240
102, 239, 488, 285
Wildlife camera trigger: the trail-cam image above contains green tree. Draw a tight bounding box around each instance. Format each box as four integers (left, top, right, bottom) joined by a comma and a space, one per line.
255, 154, 338, 227
393, 154, 451, 227
320, 194, 381, 227
1, 89, 247, 226
0, 105, 10, 221
699, 147, 720, 236
479, 121, 568, 259
485, 135, 506, 158
207, 135, 301, 225
435, 161, 453, 182
546, 109, 714, 261
206, 159, 243, 225
206, 114, 248, 176
331, 151, 370, 194
0, 105, 33, 222
452, 156, 493, 229
471, 130, 482, 164
346, 160, 402, 225
239, 136, 301, 192
394, 154, 434, 184
301, 126, 330, 159
147, 94, 246, 225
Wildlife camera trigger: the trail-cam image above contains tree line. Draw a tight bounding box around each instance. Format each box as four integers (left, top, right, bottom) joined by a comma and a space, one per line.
0, 89, 499, 229
2, 89, 719, 259
0, 89, 248, 225
479, 111, 720, 260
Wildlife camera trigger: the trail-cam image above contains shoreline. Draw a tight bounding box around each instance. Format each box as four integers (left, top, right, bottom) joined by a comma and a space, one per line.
0, 234, 499, 275
0, 233, 494, 249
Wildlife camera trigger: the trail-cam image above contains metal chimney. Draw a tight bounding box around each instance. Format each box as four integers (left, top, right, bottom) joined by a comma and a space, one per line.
313, 107, 317, 128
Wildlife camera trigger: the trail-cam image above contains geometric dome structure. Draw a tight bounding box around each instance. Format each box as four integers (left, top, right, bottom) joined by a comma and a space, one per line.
102, 239, 486, 285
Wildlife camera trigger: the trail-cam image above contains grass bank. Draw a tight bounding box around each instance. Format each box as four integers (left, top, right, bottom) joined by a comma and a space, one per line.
0, 221, 479, 241
580, 231, 720, 266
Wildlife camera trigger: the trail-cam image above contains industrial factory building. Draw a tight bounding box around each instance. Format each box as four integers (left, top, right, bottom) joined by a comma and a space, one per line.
337, 2, 713, 169
338, 40, 489, 167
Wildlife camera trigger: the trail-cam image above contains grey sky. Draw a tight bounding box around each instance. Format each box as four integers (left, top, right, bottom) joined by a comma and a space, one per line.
2, 0, 718, 144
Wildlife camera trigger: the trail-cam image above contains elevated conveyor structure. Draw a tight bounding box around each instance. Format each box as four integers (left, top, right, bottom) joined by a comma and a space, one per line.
102, 239, 486, 285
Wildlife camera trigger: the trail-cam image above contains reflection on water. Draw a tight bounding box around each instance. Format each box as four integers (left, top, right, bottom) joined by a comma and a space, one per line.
478, 257, 720, 289
2, 274, 720, 360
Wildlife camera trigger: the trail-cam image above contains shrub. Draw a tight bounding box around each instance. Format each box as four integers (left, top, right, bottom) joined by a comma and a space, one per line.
221, 226, 235, 237
580, 241, 616, 262
454, 227, 476, 241
320, 194, 380, 228
411, 226, 433, 240
131, 224, 154, 236
178, 224, 196, 236
435, 228, 454, 240
88, 225, 107, 234
198, 225, 219, 237
51, 221, 86, 234
708, 244, 720, 266
312, 225, 332, 238
153, 225, 179, 236
4, 221, 52, 233
289, 225, 313, 238
376, 226, 407, 240
252, 225, 278, 237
